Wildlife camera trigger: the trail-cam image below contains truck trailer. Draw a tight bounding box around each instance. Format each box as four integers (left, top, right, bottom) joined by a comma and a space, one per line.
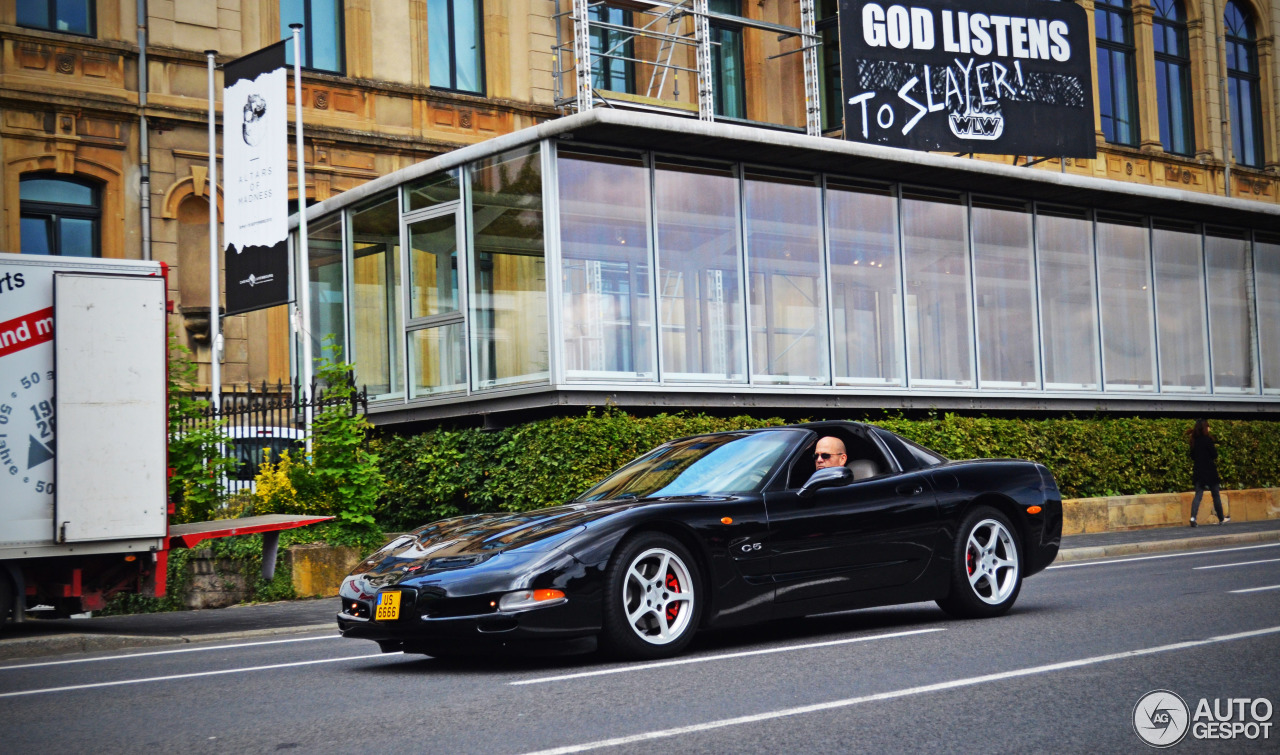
0, 252, 325, 622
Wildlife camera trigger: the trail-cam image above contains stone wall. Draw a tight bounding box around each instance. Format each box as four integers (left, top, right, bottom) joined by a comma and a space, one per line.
1062, 488, 1280, 535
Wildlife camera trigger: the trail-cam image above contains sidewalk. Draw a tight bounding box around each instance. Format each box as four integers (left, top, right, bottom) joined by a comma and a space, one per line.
3, 519, 1280, 662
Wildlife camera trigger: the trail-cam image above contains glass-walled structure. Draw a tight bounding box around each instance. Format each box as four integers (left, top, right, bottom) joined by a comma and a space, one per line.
290, 113, 1280, 420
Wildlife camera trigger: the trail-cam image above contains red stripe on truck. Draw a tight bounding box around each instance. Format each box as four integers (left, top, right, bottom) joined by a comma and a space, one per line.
0, 306, 54, 359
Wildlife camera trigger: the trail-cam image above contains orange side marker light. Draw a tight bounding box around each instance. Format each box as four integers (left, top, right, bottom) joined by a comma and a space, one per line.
1026, 505, 1042, 515
721, 517, 734, 525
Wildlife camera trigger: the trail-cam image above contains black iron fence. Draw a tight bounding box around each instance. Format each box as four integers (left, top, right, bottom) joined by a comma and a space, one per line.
174, 376, 369, 495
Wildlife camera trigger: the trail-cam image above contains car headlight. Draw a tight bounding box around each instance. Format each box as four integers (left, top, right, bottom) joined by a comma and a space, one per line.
497, 589, 567, 611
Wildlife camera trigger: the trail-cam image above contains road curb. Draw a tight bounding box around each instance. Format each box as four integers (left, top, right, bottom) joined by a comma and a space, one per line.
1056, 528, 1280, 562
0, 623, 336, 663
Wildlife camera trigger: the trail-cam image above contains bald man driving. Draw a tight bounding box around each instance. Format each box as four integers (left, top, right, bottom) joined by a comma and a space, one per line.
813, 436, 847, 470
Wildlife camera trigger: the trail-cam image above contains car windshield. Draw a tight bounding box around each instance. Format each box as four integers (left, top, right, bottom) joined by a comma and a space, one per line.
575, 430, 799, 501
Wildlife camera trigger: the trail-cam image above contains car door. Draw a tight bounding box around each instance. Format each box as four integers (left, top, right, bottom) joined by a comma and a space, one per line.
765, 455, 939, 604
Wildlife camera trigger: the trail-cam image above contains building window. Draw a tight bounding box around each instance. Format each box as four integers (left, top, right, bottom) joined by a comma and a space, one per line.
1224, 1, 1263, 168
590, 6, 635, 94
972, 197, 1039, 390
827, 180, 903, 386
1096, 0, 1139, 147
468, 145, 547, 389
655, 160, 748, 383
1036, 205, 1100, 390
1256, 233, 1280, 393
709, 0, 746, 119
1151, 220, 1209, 392
1152, 0, 1194, 156
280, 0, 345, 74
744, 171, 827, 384
429, 0, 485, 93
17, 0, 94, 36
817, 0, 841, 132
902, 189, 973, 387
558, 150, 654, 381
1096, 213, 1156, 391
1204, 229, 1257, 392
19, 175, 100, 257
349, 193, 403, 400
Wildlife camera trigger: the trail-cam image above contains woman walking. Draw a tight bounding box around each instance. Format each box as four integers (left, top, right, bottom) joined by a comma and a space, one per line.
1188, 419, 1229, 527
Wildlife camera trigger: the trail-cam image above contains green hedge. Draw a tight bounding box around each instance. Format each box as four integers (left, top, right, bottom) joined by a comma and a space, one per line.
373, 412, 1280, 529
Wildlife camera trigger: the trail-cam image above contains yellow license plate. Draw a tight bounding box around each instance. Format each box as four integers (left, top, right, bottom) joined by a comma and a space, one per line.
375, 591, 401, 621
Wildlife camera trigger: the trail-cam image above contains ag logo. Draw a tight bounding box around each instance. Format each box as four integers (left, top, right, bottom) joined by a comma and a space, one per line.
1134, 690, 1190, 748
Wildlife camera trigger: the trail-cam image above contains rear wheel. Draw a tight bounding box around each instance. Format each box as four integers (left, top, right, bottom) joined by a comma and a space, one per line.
601, 533, 700, 659
937, 506, 1022, 619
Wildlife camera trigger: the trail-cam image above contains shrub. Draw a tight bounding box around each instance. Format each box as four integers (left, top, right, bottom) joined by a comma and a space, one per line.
374, 411, 1280, 527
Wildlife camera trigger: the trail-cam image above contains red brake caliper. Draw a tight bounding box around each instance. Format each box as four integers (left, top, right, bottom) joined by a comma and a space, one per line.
665, 571, 681, 621
967, 547, 976, 576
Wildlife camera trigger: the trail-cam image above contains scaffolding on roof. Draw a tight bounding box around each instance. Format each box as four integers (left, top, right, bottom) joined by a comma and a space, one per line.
552, 0, 823, 137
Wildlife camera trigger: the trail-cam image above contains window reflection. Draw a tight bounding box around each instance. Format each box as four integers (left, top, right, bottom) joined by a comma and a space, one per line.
558, 150, 654, 380
1036, 206, 1099, 390
469, 145, 548, 388
1256, 234, 1280, 394
903, 190, 972, 386
744, 172, 828, 384
972, 197, 1038, 389
350, 195, 403, 399
827, 181, 903, 386
410, 323, 466, 396
1205, 230, 1257, 392
307, 215, 345, 366
655, 161, 747, 382
1152, 221, 1208, 392
1097, 215, 1155, 390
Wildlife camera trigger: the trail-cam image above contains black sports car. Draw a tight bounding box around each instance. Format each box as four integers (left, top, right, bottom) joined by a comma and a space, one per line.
337, 421, 1062, 659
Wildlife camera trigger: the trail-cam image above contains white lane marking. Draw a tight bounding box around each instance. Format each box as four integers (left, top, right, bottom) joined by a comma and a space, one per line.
1048, 542, 1280, 569
0, 634, 341, 671
1194, 557, 1280, 571
510, 627, 945, 687
520, 625, 1280, 755
1230, 584, 1280, 594
0, 652, 398, 699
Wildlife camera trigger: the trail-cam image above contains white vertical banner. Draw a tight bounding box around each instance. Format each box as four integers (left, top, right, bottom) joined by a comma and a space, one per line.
223, 40, 291, 314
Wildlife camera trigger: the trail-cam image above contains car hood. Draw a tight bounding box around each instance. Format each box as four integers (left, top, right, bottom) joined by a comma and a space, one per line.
349, 498, 656, 581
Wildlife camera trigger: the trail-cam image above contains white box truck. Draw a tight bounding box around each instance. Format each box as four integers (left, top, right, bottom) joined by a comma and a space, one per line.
0, 252, 326, 623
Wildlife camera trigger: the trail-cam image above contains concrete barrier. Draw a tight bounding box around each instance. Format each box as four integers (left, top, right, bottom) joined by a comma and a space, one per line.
1062, 487, 1280, 535
284, 543, 364, 598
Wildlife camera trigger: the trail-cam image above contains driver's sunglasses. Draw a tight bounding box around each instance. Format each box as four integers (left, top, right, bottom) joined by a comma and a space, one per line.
813, 452, 840, 461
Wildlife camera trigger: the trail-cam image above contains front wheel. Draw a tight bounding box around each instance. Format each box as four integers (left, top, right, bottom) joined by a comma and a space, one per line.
937, 507, 1022, 619
601, 533, 701, 659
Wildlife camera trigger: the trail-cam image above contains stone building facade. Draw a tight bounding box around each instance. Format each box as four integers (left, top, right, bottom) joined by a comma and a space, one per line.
1, 1, 1277, 395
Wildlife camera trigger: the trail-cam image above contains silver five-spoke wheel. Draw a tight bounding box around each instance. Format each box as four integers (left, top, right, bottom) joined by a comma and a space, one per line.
938, 506, 1023, 619
965, 518, 1019, 605
603, 533, 702, 658
623, 547, 695, 645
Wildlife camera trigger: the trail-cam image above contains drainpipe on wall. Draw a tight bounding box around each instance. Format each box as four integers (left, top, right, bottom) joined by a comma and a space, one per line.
138, 0, 152, 260
1219, 33, 1233, 198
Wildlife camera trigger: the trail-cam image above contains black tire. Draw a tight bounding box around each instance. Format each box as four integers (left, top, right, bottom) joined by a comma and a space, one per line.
600, 532, 701, 660
937, 506, 1023, 619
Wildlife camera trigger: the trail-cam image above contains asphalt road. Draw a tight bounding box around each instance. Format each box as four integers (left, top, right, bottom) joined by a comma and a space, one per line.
2, 542, 1277, 754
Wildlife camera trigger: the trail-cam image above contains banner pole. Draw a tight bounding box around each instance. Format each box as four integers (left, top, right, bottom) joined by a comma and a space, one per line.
291, 24, 313, 445
206, 50, 221, 413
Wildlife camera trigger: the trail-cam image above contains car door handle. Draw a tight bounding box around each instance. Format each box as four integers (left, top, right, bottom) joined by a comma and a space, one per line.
896, 484, 923, 496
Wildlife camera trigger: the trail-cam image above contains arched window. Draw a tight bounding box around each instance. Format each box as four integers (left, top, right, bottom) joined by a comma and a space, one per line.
1096, 0, 1139, 146
1225, 1, 1263, 168
1153, 0, 1193, 155
19, 175, 100, 257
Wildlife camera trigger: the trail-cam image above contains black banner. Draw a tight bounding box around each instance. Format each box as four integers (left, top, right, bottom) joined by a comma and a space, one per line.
223, 39, 291, 315
839, 0, 1096, 157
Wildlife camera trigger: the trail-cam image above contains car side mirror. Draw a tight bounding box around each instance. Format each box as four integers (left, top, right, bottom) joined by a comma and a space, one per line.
798, 465, 853, 499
